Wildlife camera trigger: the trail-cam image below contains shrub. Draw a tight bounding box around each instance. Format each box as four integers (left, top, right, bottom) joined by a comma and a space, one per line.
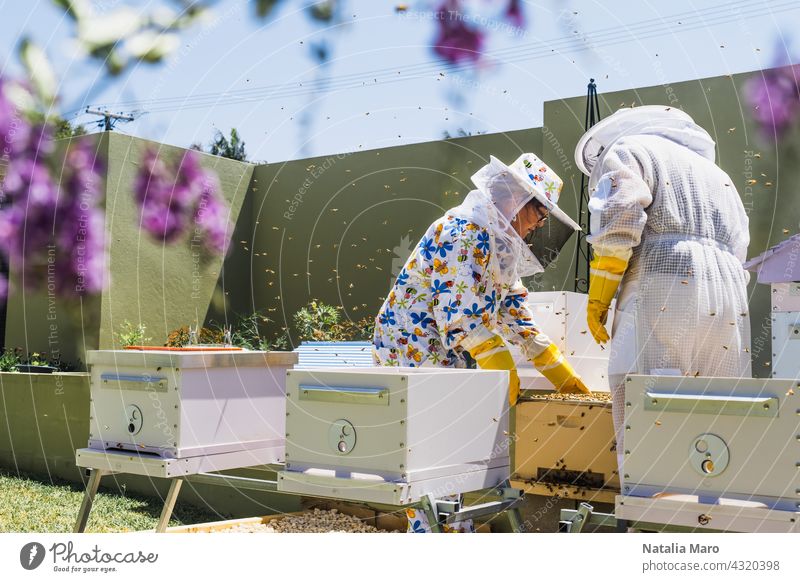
293, 301, 375, 342
0, 349, 78, 372
208, 310, 289, 351
164, 326, 223, 347
114, 320, 152, 348
0, 348, 22, 372
294, 301, 341, 341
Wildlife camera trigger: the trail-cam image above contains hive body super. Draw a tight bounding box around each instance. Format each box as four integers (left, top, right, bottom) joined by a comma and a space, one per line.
279, 367, 511, 504
86, 350, 294, 462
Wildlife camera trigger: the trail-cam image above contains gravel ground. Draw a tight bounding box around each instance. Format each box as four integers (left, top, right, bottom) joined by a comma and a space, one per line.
212, 509, 396, 533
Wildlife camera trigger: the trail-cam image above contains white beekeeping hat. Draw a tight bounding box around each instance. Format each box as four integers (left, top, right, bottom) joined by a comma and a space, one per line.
470, 153, 580, 231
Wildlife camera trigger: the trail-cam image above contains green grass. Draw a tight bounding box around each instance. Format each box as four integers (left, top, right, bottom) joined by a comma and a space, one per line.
0, 468, 228, 533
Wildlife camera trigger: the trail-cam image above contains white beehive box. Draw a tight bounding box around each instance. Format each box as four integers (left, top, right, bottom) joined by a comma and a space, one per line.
623, 374, 800, 515
771, 282, 800, 380
745, 238, 800, 380
278, 367, 510, 505
86, 349, 296, 463
510, 291, 613, 392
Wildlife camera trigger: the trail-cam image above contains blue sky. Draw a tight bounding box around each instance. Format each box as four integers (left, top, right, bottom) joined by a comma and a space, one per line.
1, 0, 798, 163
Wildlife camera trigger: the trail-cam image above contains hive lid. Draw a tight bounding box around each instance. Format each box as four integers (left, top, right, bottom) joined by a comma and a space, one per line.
743, 234, 800, 284
87, 349, 298, 368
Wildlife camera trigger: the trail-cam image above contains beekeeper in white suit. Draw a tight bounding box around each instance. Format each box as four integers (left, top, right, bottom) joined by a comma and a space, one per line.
574, 106, 752, 475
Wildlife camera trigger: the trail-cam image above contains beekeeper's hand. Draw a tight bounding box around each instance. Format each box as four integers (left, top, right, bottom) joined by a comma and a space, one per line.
469, 334, 521, 406
587, 255, 628, 344
532, 343, 591, 395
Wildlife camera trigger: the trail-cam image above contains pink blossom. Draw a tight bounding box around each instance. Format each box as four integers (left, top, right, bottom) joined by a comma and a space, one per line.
505, 0, 525, 29
743, 65, 800, 139
432, 0, 485, 65
0, 78, 109, 298
133, 147, 231, 255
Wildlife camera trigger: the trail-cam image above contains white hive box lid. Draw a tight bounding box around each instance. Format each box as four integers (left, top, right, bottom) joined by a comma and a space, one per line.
744, 234, 800, 283
87, 348, 297, 368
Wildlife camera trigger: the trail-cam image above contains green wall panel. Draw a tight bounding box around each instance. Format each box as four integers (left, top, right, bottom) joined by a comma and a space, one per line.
225, 129, 544, 344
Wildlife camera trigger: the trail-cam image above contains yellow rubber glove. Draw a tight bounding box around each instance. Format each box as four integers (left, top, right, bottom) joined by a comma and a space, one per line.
532, 343, 590, 394
587, 255, 628, 344
469, 334, 520, 406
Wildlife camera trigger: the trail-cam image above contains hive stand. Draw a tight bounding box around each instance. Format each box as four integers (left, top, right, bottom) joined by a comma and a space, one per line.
72, 447, 281, 533
73, 451, 524, 533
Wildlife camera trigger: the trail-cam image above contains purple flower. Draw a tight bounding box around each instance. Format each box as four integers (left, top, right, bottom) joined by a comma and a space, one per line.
194, 174, 231, 255
0, 76, 109, 299
64, 138, 105, 207
133, 147, 231, 255
505, 0, 525, 29
743, 65, 800, 139
1, 157, 58, 208
134, 149, 193, 242
432, 0, 485, 65
0, 78, 31, 158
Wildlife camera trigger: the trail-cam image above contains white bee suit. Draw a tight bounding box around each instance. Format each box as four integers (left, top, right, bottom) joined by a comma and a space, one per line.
575, 107, 752, 470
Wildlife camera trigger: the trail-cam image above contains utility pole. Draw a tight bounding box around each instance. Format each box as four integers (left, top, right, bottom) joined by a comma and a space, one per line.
84, 108, 140, 131
574, 79, 601, 293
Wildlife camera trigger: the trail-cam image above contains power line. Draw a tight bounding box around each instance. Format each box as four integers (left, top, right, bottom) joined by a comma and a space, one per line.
144, 1, 796, 114
141, 0, 799, 113
71, 0, 794, 116
89, 0, 774, 110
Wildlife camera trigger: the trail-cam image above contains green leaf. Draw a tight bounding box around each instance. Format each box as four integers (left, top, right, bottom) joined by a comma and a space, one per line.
77, 7, 142, 51
18, 39, 58, 106
149, 6, 181, 29
2, 80, 36, 115
52, 0, 92, 21
126, 30, 180, 63
309, 1, 335, 22
255, 0, 282, 19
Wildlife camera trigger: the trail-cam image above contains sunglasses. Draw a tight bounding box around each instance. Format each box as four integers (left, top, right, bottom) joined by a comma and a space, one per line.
531, 200, 549, 225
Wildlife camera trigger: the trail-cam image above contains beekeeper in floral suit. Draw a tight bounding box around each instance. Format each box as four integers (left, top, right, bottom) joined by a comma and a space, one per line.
574, 106, 752, 478
374, 153, 588, 403
374, 153, 587, 533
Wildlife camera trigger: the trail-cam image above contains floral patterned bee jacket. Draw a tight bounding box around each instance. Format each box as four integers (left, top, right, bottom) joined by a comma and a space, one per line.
373, 213, 551, 368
